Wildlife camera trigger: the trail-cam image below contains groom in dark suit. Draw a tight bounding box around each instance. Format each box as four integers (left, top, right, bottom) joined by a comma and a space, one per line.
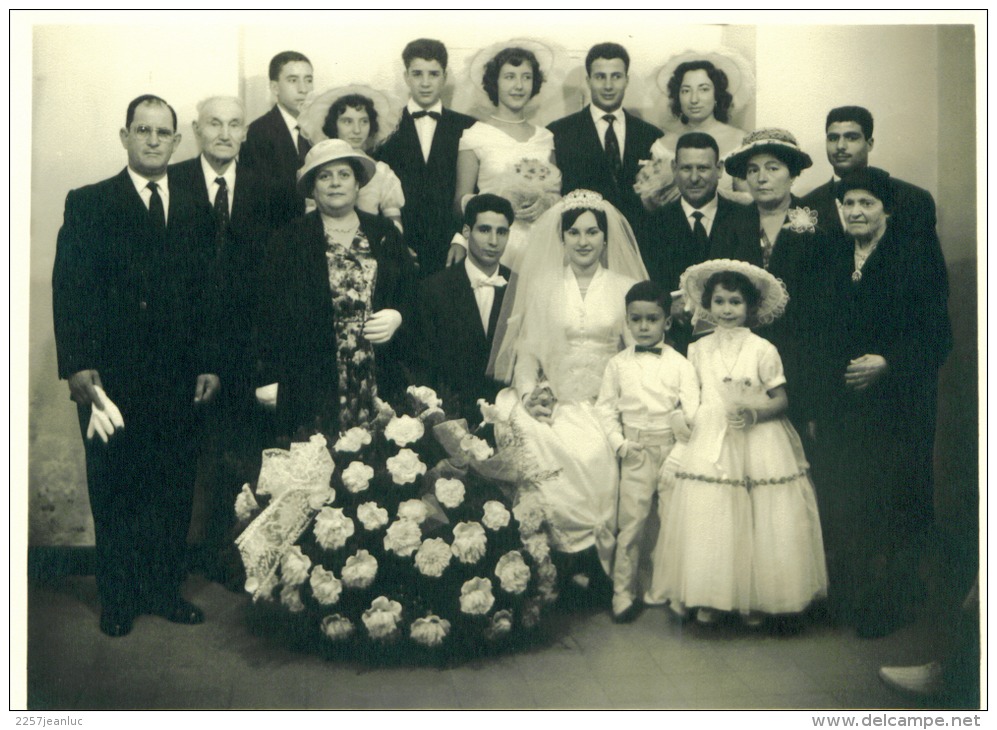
548, 42, 663, 248
376, 39, 476, 277
52, 95, 220, 636
240, 50, 314, 227
417, 194, 513, 424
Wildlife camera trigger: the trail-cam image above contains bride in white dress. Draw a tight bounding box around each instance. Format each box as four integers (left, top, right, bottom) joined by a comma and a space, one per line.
489, 190, 647, 597
451, 46, 561, 270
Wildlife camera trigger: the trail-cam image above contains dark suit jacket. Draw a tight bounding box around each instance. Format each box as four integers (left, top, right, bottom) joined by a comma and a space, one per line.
241, 105, 307, 226
548, 107, 663, 244
168, 157, 276, 402
259, 209, 418, 437
375, 107, 476, 276
52, 167, 218, 416
416, 263, 510, 423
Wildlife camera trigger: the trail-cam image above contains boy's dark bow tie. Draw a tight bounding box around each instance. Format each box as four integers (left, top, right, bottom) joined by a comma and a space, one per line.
635, 345, 662, 355
412, 110, 442, 121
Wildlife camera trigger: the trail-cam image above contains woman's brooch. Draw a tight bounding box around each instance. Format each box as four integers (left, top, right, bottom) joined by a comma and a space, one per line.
783, 207, 818, 234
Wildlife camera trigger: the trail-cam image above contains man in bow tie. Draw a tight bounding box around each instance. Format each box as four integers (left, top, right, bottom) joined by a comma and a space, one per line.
416, 194, 514, 423
52, 95, 221, 636
376, 39, 476, 276
169, 95, 276, 588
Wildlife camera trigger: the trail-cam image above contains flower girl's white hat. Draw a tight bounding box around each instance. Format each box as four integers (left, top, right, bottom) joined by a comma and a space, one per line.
680, 258, 788, 327
297, 139, 377, 195
723, 128, 813, 179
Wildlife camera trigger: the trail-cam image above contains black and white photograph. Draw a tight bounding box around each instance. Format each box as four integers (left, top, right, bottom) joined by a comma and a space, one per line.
13, 9, 984, 716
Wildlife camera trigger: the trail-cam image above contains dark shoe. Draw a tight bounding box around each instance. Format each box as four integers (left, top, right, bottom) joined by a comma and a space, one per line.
613, 601, 642, 624
99, 607, 134, 637
154, 598, 205, 625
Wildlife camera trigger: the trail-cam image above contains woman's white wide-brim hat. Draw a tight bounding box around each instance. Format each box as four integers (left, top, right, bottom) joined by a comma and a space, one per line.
679, 258, 789, 326
467, 37, 560, 92
723, 127, 813, 179
656, 48, 755, 106
296, 138, 377, 196
297, 84, 401, 148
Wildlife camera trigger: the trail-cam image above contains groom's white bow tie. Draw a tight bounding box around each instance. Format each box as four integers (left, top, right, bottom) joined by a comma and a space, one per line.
473, 274, 508, 289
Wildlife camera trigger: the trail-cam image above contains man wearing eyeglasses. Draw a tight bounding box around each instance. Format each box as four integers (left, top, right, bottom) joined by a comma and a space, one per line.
52, 94, 221, 638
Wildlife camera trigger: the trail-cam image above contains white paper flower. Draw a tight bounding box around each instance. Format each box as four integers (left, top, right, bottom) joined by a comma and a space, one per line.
313, 507, 355, 551
341, 461, 374, 493
414, 537, 452, 578
460, 433, 494, 461
435, 478, 466, 509
536, 561, 559, 601
334, 426, 372, 453
280, 545, 311, 587
513, 494, 546, 535
362, 596, 403, 640
384, 415, 425, 447
477, 398, 501, 425
373, 396, 397, 426
307, 486, 336, 510
383, 518, 423, 557
386, 448, 427, 485
459, 577, 495, 615
321, 614, 354, 641
522, 532, 551, 563
341, 549, 378, 589
410, 615, 451, 647
309, 565, 343, 606
481, 501, 511, 530
234, 483, 259, 522
356, 502, 390, 531
496, 551, 531, 594
485, 609, 514, 640
451, 521, 488, 564
280, 583, 305, 612
407, 385, 443, 411
397, 498, 429, 524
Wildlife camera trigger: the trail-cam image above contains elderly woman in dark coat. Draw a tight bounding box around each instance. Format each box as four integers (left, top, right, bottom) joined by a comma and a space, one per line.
805, 167, 952, 638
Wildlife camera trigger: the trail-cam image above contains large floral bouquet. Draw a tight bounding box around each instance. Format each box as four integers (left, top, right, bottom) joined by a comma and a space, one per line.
234, 386, 559, 664
633, 152, 680, 211
494, 158, 562, 224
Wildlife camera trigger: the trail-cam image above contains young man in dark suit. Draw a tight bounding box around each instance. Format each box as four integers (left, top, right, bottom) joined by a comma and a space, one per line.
417, 194, 513, 423
547, 42, 663, 248
240, 50, 314, 226
800, 105, 941, 246
52, 95, 220, 637
376, 38, 476, 277
169, 95, 275, 588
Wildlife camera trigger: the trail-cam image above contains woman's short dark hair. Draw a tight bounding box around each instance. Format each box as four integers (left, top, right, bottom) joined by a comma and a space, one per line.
322, 93, 379, 143
561, 206, 608, 238
748, 147, 805, 178
701, 271, 761, 323
668, 60, 734, 125
482, 47, 544, 106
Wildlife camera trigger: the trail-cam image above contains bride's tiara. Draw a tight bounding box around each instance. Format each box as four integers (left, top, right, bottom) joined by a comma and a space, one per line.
561, 189, 605, 211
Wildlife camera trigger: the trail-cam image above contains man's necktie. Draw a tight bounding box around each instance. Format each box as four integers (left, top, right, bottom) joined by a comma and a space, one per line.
635, 345, 662, 355
412, 110, 442, 121
603, 115, 622, 181
295, 125, 310, 165
147, 181, 166, 232
692, 211, 709, 258
214, 177, 230, 252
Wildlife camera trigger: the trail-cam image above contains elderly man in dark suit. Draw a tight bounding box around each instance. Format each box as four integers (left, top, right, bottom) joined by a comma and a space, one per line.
417, 194, 513, 423
52, 95, 220, 637
548, 42, 663, 248
169, 95, 275, 587
240, 50, 314, 226
376, 39, 476, 277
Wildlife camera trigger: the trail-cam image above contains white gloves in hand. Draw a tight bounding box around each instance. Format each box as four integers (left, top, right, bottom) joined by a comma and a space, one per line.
256, 383, 278, 409
363, 309, 402, 344
668, 411, 692, 443
658, 442, 687, 487
86, 386, 124, 443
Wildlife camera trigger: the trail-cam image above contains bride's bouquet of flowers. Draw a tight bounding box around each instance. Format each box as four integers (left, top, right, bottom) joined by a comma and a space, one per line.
633, 152, 680, 211
495, 158, 562, 224
234, 386, 559, 665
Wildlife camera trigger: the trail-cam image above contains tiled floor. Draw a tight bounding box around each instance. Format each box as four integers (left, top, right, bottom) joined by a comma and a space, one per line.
25, 573, 977, 710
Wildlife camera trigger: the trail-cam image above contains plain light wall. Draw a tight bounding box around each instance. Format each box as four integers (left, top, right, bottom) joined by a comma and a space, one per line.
27, 18, 977, 546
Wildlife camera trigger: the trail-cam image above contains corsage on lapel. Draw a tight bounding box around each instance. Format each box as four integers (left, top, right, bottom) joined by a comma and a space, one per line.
783, 206, 817, 234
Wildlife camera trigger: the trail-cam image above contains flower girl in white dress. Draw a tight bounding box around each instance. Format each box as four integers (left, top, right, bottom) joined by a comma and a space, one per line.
655, 259, 827, 627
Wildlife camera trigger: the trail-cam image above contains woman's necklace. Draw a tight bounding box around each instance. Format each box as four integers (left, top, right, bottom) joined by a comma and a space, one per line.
852, 239, 880, 282
718, 330, 746, 376
489, 114, 527, 124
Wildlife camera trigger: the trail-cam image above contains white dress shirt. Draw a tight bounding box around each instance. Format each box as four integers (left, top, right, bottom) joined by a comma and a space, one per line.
200, 155, 236, 213
127, 167, 169, 224
408, 99, 443, 163
680, 195, 720, 237
464, 258, 506, 334
277, 103, 304, 149
590, 105, 626, 162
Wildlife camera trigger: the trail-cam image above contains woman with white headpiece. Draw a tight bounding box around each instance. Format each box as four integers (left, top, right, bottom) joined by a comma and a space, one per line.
488, 189, 647, 602
298, 85, 406, 231
450, 41, 562, 270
